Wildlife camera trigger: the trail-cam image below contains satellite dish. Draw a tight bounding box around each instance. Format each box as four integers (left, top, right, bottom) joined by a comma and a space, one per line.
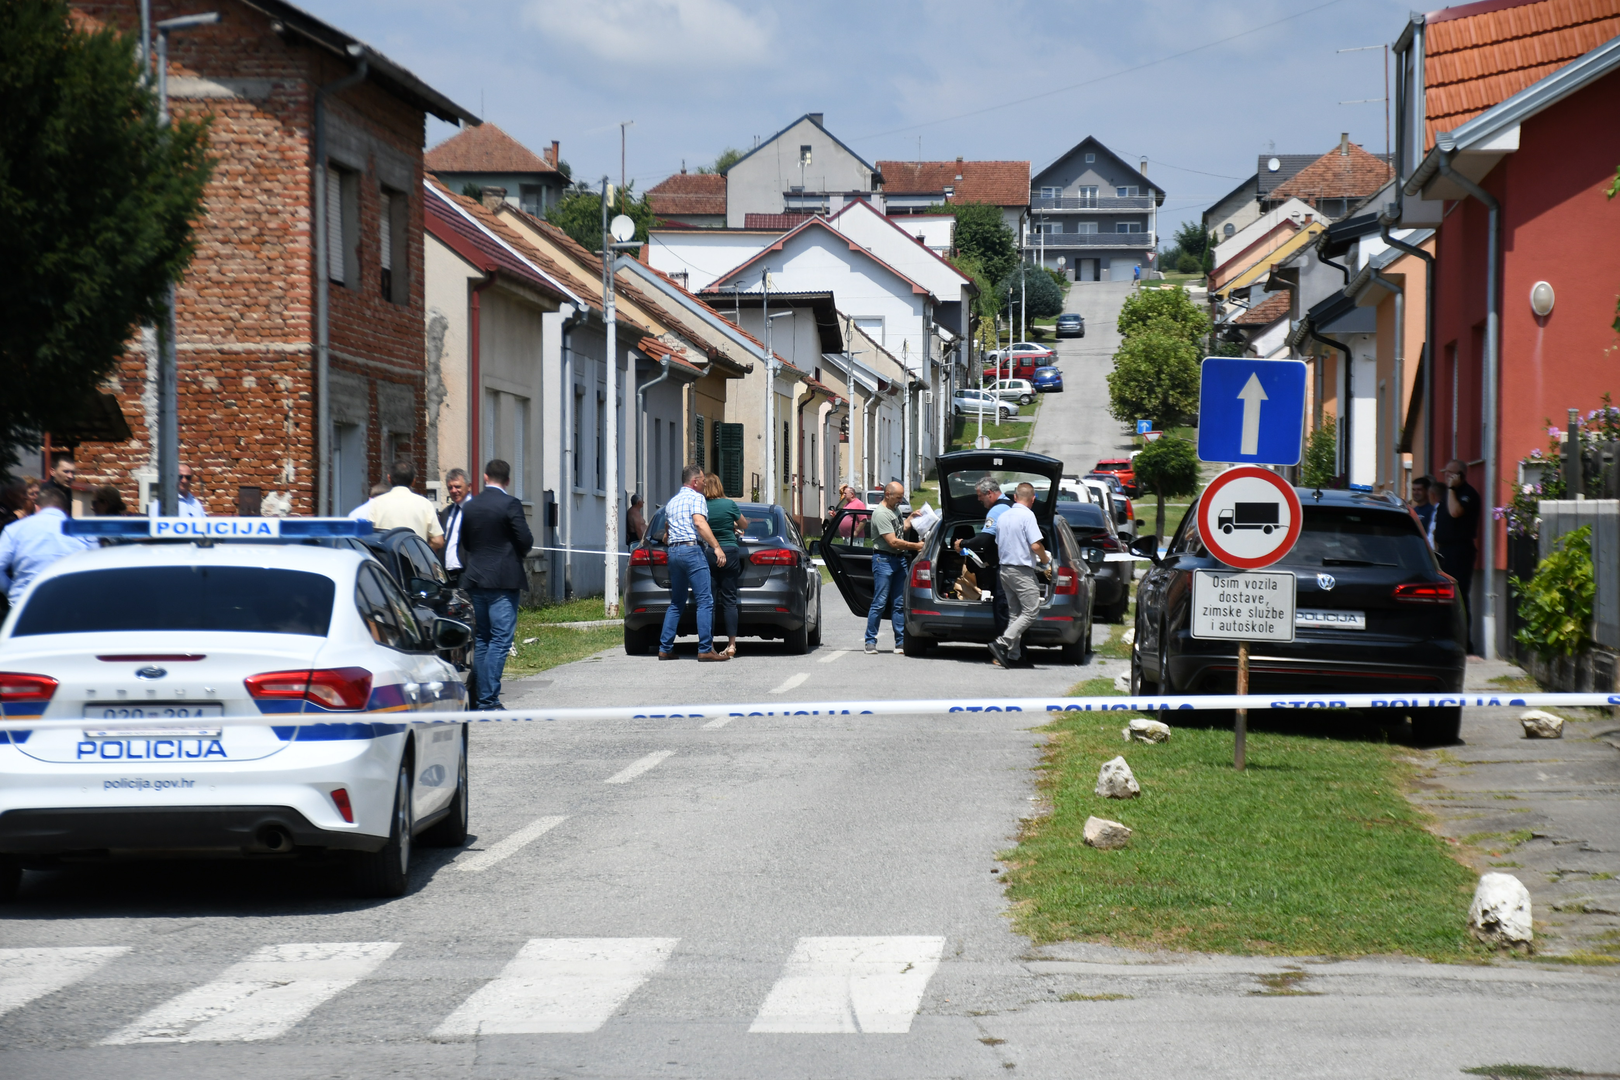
610, 214, 636, 243
1267, 157, 1282, 172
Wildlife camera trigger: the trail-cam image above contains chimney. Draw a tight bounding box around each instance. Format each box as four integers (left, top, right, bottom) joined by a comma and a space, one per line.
1140, 157, 1148, 174
550, 140, 560, 166
1339, 132, 1349, 156
481, 185, 507, 211
807, 112, 824, 127
955, 155, 963, 163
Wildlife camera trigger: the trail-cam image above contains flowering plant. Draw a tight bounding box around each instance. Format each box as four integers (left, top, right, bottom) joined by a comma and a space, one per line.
1493, 394, 1619, 535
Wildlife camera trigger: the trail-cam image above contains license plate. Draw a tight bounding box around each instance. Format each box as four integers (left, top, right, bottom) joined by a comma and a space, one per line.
1295, 609, 1366, 630
81, 704, 225, 722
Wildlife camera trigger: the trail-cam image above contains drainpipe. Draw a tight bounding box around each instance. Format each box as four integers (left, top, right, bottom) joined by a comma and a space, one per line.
559, 305, 589, 599
1438, 153, 1501, 660
1384, 273, 1405, 493
312, 47, 367, 515
468, 273, 496, 483
1307, 324, 1355, 481
796, 386, 830, 524
635, 353, 673, 507
1379, 211, 1435, 475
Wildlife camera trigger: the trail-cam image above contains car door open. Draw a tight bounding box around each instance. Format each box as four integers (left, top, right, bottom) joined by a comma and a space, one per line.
820, 507, 876, 616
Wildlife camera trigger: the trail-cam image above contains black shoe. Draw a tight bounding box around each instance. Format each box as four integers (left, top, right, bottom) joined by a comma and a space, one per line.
988, 640, 1010, 668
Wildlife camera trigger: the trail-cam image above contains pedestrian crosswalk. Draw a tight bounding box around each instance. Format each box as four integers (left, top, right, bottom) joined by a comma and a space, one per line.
0, 935, 944, 1043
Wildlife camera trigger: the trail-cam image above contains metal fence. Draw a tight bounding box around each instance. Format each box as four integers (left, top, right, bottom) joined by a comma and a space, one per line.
1538, 499, 1620, 649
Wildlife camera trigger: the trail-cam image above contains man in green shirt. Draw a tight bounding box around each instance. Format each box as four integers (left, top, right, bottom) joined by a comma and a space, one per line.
865, 482, 923, 654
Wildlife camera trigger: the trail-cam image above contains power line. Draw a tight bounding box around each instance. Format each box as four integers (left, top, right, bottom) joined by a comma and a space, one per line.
848, 0, 1348, 142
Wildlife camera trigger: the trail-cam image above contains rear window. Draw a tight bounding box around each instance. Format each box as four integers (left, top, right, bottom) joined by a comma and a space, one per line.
1278, 509, 1435, 572
1057, 503, 1108, 529
12, 566, 336, 637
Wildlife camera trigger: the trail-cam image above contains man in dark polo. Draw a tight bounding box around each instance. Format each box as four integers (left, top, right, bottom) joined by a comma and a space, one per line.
1434, 460, 1481, 653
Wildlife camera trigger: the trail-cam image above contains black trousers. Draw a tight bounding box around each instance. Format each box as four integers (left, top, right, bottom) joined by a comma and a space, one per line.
1437, 544, 1475, 652
709, 548, 742, 641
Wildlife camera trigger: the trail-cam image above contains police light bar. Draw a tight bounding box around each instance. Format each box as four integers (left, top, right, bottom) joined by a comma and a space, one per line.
64, 517, 374, 539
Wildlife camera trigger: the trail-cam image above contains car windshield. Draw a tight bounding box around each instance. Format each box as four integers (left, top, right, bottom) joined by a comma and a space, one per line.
1278, 508, 1435, 571
12, 566, 336, 637
645, 504, 786, 542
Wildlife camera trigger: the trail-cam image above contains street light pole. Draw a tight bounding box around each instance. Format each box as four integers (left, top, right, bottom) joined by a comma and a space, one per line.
152, 12, 219, 516
601, 178, 619, 617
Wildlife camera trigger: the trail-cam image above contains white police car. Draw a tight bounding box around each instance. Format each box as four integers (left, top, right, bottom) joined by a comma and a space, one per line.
0, 519, 472, 899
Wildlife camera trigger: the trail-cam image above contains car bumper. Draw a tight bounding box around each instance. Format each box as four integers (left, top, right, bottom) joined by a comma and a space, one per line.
1166, 631, 1467, 695
905, 590, 1087, 646
0, 805, 387, 858
624, 581, 807, 636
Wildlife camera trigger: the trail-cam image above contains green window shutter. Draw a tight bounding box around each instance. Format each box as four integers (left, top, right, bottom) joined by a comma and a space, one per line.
718, 422, 745, 498
695, 416, 705, 478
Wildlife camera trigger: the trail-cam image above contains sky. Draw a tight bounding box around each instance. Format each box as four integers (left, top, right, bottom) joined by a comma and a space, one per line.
300, 0, 1418, 237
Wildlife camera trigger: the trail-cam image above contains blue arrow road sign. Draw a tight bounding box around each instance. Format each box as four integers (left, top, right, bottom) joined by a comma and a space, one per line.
1136, 419, 1153, 435
1196, 357, 1308, 466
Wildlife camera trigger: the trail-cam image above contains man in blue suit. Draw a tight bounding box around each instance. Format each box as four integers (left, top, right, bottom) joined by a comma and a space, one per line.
457, 459, 534, 710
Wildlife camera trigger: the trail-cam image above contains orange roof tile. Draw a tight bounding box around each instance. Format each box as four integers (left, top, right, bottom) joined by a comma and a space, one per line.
1422, 0, 1620, 148
646, 173, 727, 217
875, 160, 1031, 207
1268, 142, 1392, 205
1232, 292, 1292, 327
426, 122, 557, 175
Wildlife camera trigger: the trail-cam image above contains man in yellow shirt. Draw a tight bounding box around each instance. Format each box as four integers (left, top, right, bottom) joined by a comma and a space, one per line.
361, 459, 445, 551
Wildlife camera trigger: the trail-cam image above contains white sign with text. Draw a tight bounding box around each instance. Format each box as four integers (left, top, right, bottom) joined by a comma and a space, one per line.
1191, 570, 1296, 643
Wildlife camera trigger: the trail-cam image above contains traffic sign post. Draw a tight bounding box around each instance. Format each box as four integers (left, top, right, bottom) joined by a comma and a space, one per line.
1136, 419, 1154, 435
1196, 357, 1308, 466
1192, 466, 1304, 770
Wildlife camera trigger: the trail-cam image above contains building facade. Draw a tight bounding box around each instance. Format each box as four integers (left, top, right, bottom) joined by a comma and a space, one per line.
1027, 137, 1164, 281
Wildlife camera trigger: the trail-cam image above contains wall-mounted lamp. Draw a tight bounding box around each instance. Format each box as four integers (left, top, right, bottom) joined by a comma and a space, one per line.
1529, 280, 1555, 317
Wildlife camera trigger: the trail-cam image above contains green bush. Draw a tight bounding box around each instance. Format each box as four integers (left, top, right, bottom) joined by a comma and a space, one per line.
1511, 525, 1595, 658
1301, 415, 1339, 488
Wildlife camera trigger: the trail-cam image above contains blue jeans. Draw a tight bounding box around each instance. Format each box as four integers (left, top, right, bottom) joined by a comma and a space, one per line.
866, 552, 907, 647
660, 544, 715, 654
470, 588, 519, 710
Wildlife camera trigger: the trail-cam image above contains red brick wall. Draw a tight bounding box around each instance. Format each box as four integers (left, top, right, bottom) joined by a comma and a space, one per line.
67, 1, 428, 515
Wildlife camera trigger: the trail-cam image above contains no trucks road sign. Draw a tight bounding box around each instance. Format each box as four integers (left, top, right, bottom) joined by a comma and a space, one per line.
1196, 466, 1303, 570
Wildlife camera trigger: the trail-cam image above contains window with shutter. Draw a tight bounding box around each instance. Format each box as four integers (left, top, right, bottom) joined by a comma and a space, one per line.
379, 191, 393, 300
326, 165, 344, 283
694, 415, 705, 479
717, 422, 744, 498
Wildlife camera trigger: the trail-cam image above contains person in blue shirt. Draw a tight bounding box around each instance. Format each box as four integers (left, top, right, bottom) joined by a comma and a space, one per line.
0, 486, 95, 606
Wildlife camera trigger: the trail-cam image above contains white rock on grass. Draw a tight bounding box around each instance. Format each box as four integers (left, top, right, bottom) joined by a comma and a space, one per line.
1113, 673, 1131, 693
1468, 872, 1533, 947
1121, 627, 1136, 646
1095, 756, 1141, 799
1083, 816, 1132, 850
1519, 709, 1564, 739
1122, 718, 1172, 744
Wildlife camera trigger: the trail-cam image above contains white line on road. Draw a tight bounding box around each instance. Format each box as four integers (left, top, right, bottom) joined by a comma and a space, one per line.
433, 938, 678, 1035
750, 936, 945, 1034
103, 941, 399, 1044
0, 947, 130, 1021
457, 816, 569, 874
701, 716, 734, 729
769, 673, 810, 694
605, 750, 675, 784
817, 650, 849, 664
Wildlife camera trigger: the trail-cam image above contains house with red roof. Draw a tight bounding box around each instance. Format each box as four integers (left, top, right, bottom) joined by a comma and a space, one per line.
876, 158, 1031, 239
426, 122, 568, 217
1028, 137, 1164, 281
646, 172, 727, 228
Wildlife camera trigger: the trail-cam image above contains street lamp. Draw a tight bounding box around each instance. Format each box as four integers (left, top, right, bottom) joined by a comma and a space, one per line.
153, 11, 219, 516
763, 306, 794, 507
601, 182, 640, 617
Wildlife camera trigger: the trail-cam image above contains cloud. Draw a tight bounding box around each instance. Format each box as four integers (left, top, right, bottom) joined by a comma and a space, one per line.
522, 0, 774, 70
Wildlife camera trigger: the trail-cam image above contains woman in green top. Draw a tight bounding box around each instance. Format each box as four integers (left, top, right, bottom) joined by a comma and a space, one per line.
704, 473, 746, 657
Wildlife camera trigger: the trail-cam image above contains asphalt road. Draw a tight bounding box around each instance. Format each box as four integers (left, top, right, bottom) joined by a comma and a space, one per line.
1025, 281, 1137, 477
5, 603, 1619, 1079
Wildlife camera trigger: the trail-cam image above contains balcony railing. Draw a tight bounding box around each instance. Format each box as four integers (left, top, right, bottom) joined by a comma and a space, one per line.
1029, 195, 1154, 211
1028, 232, 1153, 249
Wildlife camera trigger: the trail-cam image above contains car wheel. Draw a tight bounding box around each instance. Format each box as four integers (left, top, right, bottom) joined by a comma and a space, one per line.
624, 624, 657, 656
902, 633, 934, 657
0, 857, 20, 903
351, 762, 413, 898
1060, 631, 1089, 665
807, 592, 822, 647
1106, 599, 1129, 624
1410, 706, 1462, 747
784, 618, 809, 655
419, 730, 469, 848
1019, 394, 1033, 405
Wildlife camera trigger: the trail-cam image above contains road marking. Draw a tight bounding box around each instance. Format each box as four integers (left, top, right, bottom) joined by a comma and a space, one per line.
0, 947, 130, 1020
701, 716, 734, 729
749, 936, 945, 1034
103, 941, 399, 1044
457, 815, 568, 874
769, 673, 810, 694
817, 650, 849, 663
433, 938, 678, 1035
605, 750, 674, 784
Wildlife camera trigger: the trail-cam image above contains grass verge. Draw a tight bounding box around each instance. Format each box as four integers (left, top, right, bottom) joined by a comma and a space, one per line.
507, 607, 623, 678
1002, 695, 1484, 958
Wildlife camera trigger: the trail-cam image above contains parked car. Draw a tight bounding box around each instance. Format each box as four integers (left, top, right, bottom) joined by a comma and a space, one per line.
983, 378, 1036, 405
986, 342, 1056, 365
1129, 488, 1468, 745
623, 502, 823, 654
1056, 500, 1129, 622
1055, 313, 1085, 338
1092, 456, 1139, 496
821, 450, 1100, 662
1083, 474, 1138, 540
983, 342, 1056, 383
863, 488, 911, 515
1032, 366, 1063, 393
952, 389, 1015, 422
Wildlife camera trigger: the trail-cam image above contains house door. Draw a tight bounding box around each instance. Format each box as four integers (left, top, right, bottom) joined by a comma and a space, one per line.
333, 421, 368, 514
1079, 258, 1099, 282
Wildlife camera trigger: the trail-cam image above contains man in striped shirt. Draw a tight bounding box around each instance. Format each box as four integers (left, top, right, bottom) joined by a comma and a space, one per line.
658, 464, 731, 662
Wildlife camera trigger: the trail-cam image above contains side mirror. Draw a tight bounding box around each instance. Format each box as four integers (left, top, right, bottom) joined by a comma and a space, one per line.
408, 576, 444, 602
1082, 547, 1105, 566
807, 538, 821, 557
432, 617, 472, 651
1127, 535, 1160, 564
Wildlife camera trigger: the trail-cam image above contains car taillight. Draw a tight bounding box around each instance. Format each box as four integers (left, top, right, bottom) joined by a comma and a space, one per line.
1098, 534, 1122, 552
630, 547, 668, 566
1393, 581, 1456, 604
749, 548, 798, 566
0, 673, 57, 704
330, 787, 354, 824
1054, 567, 1078, 595
244, 667, 373, 711
910, 559, 932, 589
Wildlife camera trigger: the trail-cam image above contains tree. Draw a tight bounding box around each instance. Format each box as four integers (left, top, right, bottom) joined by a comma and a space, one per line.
1106, 325, 1201, 432
948, 202, 1017, 288
1172, 219, 1210, 262
1, 0, 213, 458
999, 263, 1063, 323
697, 147, 743, 175
1301, 414, 1339, 488
545, 183, 658, 253
1133, 436, 1200, 543
1116, 285, 1209, 342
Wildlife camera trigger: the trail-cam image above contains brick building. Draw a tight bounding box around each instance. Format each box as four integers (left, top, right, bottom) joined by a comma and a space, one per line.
67, 1, 476, 516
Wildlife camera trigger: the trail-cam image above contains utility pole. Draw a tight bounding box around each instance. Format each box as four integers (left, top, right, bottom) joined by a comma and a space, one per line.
601, 178, 619, 617
762, 268, 775, 505
619, 120, 634, 196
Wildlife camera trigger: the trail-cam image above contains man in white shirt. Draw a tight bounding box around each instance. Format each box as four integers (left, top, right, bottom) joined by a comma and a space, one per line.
175, 464, 206, 517
356, 460, 445, 551
987, 483, 1051, 669
438, 468, 469, 582
0, 486, 95, 605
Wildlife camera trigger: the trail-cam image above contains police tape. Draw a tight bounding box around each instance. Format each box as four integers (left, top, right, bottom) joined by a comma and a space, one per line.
19, 691, 1619, 732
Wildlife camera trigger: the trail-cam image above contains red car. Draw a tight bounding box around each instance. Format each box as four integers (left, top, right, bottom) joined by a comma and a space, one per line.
1092, 457, 1138, 496
983, 342, 1055, 382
